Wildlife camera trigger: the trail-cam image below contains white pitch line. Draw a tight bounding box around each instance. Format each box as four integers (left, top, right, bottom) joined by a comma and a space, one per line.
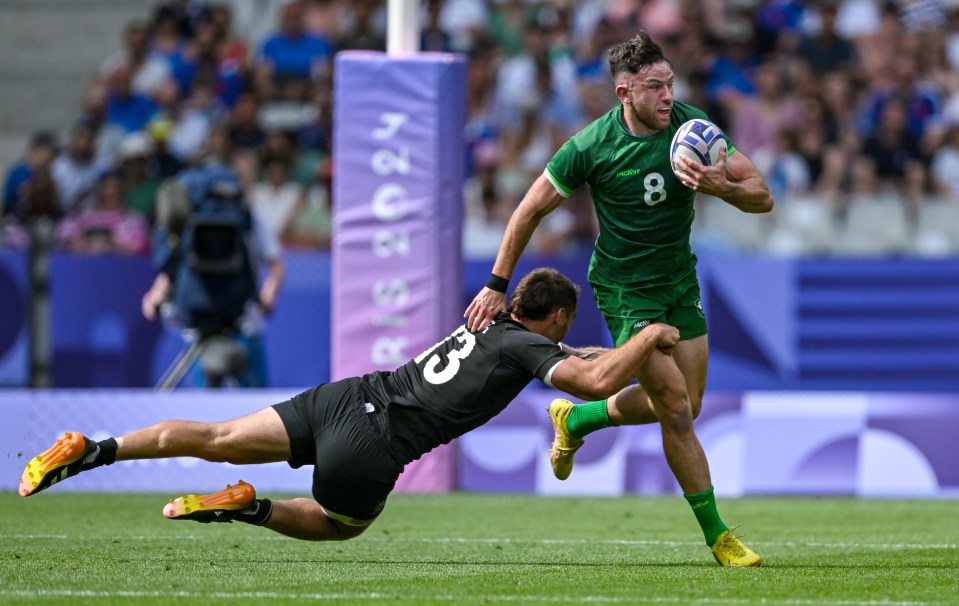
0, 590, 942, 606
1, 534, 956, 550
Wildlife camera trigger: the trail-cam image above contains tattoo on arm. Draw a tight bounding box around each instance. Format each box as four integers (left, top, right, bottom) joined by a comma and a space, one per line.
560, 343, 610, 361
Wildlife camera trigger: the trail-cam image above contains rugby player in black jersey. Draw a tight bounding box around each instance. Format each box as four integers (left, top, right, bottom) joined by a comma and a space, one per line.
19, 267, 678, 541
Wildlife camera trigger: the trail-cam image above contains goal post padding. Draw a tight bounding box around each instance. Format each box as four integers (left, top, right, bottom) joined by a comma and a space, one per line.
331, 52, 467, 491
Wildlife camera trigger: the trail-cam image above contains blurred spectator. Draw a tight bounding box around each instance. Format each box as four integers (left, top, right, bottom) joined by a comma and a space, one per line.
149, 3, 187, 59
900, 0, 946, 33
105, 63, 160, 134
51, 122, 108, 213
254, 0, 333, 101
501, 57, 584, 178
754, 0, 807, 56
167, 18, 245, 108
303, 0, 346, 40
146, 116, 187, 178
3, 131, 59, 216
605, 0, 683, 42
56, 173, 150, 255
464, 41, 500, 178
930, 124, 959, 200
334, 0, 386, 52
835, 0, 882, 41
208, 3, 248, 66
116, 132, 163, 221
795, 2, 859, 76
249, 153, 304, 245
227, 92, 266, 152
493, 20, 578, 125
166, 81, 221, 163
721, 60, 803, 161
99, 20, 172, 98
854, 97, 929, 217
1, 166, 61, 250
421, 0, 454, 52
16, 166, 62, 225
78, 82, 130, 166
296, 80, 333, 171
438, 0, 488, 52
154, 0, 211, 39
284, 156, 333, 250
487, 0, 529, 57
857, 53, 944, 141
463, 142, 510, 259
574, 17, 620, 82
706, 18, 761, 101
765, 128, 812, 202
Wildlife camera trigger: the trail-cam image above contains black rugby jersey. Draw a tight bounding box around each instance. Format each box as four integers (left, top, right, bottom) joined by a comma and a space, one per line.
357, 314, 569, 466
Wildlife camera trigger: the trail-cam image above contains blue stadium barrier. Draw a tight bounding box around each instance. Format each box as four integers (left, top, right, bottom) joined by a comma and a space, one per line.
1, 249, 957, 392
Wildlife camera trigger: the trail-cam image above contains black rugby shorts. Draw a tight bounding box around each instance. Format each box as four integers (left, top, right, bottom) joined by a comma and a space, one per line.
272, 378, 403, 522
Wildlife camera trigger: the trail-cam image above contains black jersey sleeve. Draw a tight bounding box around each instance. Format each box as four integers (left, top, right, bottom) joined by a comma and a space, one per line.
499, 328, 570, 383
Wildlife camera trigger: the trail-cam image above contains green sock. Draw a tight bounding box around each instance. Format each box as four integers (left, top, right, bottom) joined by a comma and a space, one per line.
566, 400, 614, 438
684, 487, 728, 546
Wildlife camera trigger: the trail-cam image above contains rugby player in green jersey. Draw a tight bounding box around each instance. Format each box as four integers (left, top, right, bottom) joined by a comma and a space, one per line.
465, 31, 774, 567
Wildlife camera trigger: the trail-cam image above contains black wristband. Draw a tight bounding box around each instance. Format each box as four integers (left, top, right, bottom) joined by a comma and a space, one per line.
486, 273, 509, 293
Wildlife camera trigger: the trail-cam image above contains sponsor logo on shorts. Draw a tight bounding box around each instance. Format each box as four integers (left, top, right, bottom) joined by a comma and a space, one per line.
632, 319, 651, 331
616, 168, 643, 177
695, 298, 704, 318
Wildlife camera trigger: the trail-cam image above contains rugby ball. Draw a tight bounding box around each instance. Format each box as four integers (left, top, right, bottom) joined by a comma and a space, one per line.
669, 118, 727, 173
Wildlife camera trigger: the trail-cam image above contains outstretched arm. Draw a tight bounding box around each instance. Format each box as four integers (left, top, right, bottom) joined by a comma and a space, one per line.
549, 323, 680, 401
464, 174, 565, 332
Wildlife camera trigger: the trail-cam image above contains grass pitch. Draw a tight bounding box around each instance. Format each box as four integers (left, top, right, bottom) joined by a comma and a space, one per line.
1, 491, 957, 605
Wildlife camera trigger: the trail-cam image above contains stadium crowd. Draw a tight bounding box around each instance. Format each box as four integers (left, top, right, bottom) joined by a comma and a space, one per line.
2, 0, 959, 258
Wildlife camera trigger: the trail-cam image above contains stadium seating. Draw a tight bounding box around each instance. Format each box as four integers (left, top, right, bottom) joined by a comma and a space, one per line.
830, 194, 912, 256
913, 197, 959, 257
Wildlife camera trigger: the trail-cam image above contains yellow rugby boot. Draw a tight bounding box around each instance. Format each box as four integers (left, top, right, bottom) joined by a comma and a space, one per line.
163, 481, 256, 523
547, 399, 584, 480
711, 527, 762, 567
19, 432, 97, 497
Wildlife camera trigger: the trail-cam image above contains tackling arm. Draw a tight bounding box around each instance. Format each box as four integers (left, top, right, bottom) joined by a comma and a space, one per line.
549, 323, 680, 401
559, 343, 611, 361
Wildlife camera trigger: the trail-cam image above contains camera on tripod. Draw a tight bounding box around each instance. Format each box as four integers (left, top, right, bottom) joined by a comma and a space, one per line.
153, 166, 259, 388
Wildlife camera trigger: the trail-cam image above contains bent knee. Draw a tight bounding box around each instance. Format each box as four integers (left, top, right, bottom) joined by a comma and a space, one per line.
690, 396, 703, 420
328, 519, 370, 541
650, 392, 695, 433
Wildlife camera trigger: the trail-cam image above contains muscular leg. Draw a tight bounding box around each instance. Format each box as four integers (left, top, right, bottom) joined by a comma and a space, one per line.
116, 407, 292, 465
632, 336, 711, 494
607, 335, 707, 427
267, 498, 370, 541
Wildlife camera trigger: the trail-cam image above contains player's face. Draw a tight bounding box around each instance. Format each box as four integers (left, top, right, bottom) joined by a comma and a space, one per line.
617, 62, 674, 135
547, 307, 576, 343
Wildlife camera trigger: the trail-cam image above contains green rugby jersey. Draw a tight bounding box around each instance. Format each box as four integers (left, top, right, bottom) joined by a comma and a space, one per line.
545, 101, 735, 285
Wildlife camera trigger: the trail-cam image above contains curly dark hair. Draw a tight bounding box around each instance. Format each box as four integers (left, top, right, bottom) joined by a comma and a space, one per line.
607, 31, 671, 79
508, 268, 579, 321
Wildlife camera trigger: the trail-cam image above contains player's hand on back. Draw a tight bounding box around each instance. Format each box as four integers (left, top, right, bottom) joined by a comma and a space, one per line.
465, 288, 506, 332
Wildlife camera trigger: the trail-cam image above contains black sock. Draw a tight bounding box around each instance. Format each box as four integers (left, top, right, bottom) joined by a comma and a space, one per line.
235, 499, 273, 526
95, 438, 119, 466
